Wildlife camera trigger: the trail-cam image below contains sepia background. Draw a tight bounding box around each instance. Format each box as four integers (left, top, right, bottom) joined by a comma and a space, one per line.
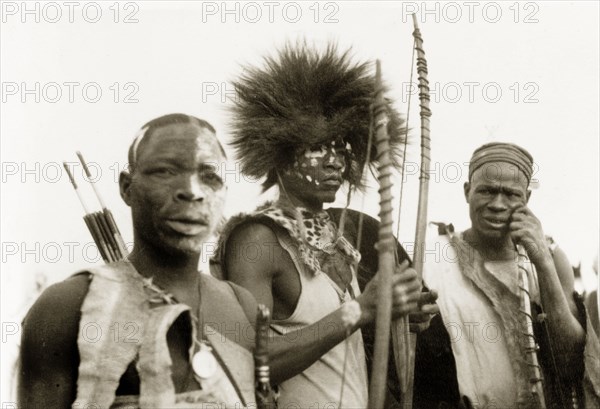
1, 0, 598, 401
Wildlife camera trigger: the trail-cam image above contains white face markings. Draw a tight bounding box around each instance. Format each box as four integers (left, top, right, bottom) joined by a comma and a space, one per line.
284, 146, 326, 186
285, 141, 351, 187
303, 145, 329, 159
133, 123, 227, 253
327, 146, 337, 165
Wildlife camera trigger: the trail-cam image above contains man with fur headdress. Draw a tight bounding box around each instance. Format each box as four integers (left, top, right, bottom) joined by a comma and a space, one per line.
213, 43, 437, 407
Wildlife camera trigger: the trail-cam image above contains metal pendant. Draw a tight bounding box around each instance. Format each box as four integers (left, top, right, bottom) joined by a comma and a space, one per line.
192, 342, 218, 379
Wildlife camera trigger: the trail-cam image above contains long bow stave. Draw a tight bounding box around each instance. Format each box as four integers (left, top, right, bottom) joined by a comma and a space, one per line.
369, 13, 432, 408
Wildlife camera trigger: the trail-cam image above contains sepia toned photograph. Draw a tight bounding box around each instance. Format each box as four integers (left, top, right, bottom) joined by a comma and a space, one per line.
1, 1, 599, 407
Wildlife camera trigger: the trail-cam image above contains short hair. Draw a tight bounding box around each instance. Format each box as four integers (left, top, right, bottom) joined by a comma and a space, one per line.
127, 113, 226, 171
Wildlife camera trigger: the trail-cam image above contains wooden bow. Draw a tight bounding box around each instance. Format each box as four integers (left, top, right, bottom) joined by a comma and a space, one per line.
367, 59, 399, 408
369, 14, 432, 408
398, 14, 432, 408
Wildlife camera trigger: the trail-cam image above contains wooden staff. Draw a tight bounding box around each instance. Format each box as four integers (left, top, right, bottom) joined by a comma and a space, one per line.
254, 304, 273, 409
368, 60, 397, 409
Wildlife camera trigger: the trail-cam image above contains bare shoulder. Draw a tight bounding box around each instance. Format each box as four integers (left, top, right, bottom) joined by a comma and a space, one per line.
222, 219, 303, 319
226, 220, 280, 246
23, 272, 91, 339
19, 272, 92, 406
224, 220, 282, 277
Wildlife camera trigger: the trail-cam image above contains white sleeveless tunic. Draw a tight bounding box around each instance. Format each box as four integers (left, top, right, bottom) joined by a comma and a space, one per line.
270, 227, 369, 408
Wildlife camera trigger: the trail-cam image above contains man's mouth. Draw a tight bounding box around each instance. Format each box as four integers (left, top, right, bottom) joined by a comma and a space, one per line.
483, 217, 508, 229
165, 217, 209, 235
322, 176, 342, 187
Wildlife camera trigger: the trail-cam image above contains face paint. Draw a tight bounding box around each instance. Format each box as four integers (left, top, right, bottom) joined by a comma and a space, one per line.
326, 146, 337, 165
129, 123, 226, 255
303, 145, 329, 159
286, 140, 351, 188
279, 139, 353, 207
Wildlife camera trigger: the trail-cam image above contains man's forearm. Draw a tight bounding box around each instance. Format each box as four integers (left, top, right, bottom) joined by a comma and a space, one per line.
268, 306, 364, 384
536, 260, 585, 377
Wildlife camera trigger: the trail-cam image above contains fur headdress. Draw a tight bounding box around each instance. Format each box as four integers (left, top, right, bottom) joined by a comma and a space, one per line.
230, 42, 406, 190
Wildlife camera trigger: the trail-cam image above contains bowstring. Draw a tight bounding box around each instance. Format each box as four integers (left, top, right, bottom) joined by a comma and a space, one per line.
337, 38, 417, 401
356, 109, 376, 254
395, 37, 416, 252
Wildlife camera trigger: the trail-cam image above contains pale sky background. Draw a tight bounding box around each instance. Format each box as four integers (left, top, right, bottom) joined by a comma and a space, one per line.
1, 0, 599, 400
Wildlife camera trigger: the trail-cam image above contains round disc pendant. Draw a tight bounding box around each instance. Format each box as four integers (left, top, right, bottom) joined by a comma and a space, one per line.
192, 345, 218, 379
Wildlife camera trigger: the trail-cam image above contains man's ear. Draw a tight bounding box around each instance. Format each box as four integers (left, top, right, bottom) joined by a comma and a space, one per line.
463, 181, 471, 203
119, 171, 133, 206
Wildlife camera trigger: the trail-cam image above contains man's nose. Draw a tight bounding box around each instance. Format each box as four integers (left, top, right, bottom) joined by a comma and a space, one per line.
325, 153, 345, 170
175, 173, 205, 202
487, 193, 508, 211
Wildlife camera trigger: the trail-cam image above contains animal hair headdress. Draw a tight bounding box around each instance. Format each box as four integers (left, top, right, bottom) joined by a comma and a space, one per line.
230, 41, 406, 190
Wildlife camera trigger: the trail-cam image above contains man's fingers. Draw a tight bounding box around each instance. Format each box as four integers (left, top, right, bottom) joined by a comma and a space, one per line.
392, 287, 422, 309
419, 290, 438, 305
392, 267, 418, 285
394, 260, 411, 273
512, 205, 530, 215
387, 262, 423, 318
408, 312, 430, 323
420, 303, 440, 315
512, 206, 541, 226
392, 287, 419, 301
510, 220, 535, 230
391, 301, 420, 319
510, 208, 527, 221
393, 279, 421, 297
509, 230, 525, 242
509, 221, 526, 231
394, 260, 414, 276
397, 302, 419, 314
